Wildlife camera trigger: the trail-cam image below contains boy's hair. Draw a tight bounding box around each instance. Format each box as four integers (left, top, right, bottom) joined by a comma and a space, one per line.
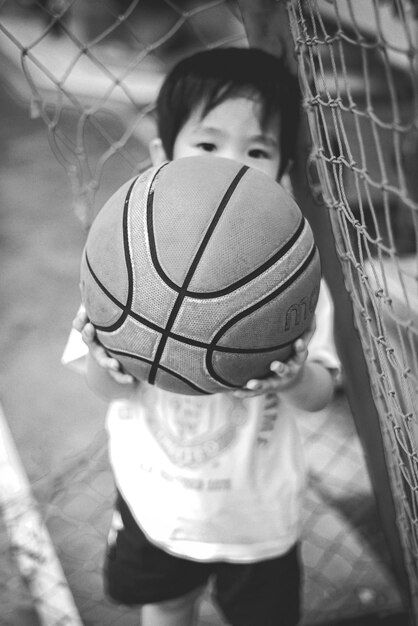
156, 47, 301, 179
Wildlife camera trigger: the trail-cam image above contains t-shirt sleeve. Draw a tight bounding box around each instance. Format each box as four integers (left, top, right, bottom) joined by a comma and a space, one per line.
308, 279, 341, 379
61, 327, 88, 374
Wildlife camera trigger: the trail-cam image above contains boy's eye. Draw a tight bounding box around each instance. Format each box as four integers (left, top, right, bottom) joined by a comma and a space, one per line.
197, 143, 217, 153
248, 148, 270, 159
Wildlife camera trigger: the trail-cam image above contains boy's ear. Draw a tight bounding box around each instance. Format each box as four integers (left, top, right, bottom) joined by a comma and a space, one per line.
149, 137, 168, 166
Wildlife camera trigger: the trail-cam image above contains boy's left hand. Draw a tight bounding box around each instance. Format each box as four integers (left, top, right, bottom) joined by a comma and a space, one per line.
233, 336, 309, 399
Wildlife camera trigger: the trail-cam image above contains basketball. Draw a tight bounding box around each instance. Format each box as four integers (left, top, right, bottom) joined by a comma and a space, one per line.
80, 156, 321, 395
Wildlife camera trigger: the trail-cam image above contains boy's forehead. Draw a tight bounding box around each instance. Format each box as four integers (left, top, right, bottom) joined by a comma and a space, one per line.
198, 93, 261, 117
191, 97, 279, 142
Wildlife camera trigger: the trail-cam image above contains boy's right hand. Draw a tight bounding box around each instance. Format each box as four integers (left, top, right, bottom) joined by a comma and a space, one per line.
72, 305, 135, 384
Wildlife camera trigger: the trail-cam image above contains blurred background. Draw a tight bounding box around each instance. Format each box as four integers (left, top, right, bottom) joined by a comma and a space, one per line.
0, 1, 417, 625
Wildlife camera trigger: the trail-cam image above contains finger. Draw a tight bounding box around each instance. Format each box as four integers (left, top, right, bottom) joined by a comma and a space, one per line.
88, 341, 120, 370
270, 361, 287, 376
109, 370, 135, 384
246, 376, 282, 394
72, 307, 88, 331
292, 339, 308, 364
245, 379, 261, 391
247, 379, 274, 394
81, 323, 96, 345
233, 379, 264, 398
96, 353, 120, 371
88, 342, 109, 364
233, 388, 262, 398
294, 338, 306, 352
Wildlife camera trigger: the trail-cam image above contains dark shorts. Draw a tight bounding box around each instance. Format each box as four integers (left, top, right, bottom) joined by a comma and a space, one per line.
104, 494, 301, 626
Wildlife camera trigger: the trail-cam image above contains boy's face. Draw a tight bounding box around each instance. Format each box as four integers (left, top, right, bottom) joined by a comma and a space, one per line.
153, 97, 281, 180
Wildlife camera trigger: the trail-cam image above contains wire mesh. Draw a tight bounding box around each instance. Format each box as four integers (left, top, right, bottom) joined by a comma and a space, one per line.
0, 0, 415, 623
288, 0, 418, 619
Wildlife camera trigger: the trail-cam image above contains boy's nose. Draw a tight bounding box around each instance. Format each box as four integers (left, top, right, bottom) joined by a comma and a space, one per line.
218, 149, 245, 165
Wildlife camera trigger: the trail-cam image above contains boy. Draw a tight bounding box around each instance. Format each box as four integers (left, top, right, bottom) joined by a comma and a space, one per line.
64, 48, 340, 625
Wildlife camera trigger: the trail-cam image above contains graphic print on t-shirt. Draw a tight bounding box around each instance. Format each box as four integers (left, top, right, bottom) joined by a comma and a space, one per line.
142, 390, 249, 468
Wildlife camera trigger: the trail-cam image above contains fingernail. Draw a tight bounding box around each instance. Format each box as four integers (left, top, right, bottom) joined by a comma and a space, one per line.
246, 380, 260, 390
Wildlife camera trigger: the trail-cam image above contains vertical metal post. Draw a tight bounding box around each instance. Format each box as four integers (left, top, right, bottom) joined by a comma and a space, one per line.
236, 0, 413, 621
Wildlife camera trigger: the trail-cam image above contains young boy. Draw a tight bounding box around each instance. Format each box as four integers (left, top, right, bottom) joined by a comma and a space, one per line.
63, 48, 340, 626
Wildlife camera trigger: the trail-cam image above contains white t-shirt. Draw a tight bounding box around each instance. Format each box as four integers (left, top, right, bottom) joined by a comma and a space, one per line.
63, 280, 339, 563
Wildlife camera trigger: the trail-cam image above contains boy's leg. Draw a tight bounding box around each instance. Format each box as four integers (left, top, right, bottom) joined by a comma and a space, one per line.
141, 585, 205, 626
213, 544, 301, 626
